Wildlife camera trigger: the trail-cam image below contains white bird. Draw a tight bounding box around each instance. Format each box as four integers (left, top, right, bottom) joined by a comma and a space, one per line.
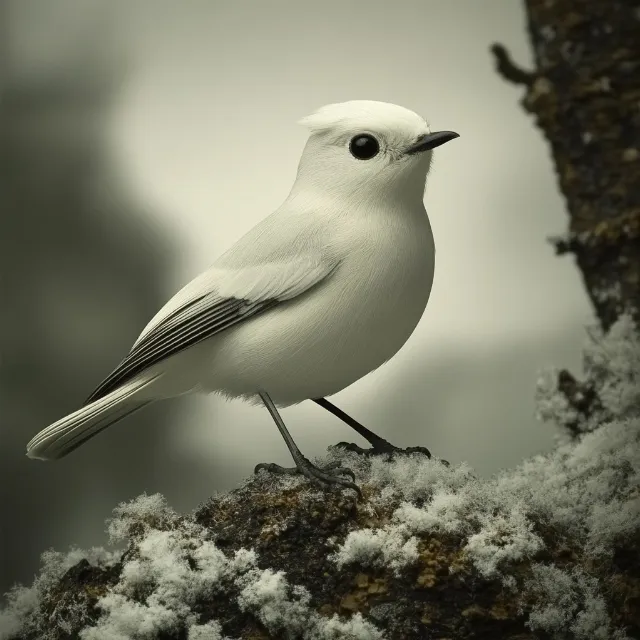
26, 100, 458, 497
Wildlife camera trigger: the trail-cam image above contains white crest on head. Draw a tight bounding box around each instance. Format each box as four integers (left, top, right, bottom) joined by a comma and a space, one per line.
298, 100, 430, 141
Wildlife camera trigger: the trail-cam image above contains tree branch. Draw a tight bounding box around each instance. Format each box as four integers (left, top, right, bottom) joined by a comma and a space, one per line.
490, 43, 536, 86
2, 315, 639, 639
493, 0, 640, 332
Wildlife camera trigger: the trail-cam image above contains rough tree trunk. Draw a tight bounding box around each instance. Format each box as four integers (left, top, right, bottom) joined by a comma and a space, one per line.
490, 0, 640, 437
492, 0, 640, 332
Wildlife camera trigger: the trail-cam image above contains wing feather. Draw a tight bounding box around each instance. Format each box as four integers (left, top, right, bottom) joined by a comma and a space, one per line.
83, 255, 337, 405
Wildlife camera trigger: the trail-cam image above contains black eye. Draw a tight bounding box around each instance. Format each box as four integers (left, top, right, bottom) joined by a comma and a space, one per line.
349, 134, 380, 160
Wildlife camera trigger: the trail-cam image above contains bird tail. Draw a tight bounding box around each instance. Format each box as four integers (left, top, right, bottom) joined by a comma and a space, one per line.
26, 376, 159, 461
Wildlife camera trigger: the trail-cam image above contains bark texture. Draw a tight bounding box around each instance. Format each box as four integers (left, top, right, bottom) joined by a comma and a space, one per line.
492, 0, 640, 331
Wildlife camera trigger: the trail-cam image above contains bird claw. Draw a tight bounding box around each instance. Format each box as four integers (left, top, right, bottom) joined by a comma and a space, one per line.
320, 460, 357, 481
254, 462, 299, 476
333, 440, 449, 465
254, 458, 361, 498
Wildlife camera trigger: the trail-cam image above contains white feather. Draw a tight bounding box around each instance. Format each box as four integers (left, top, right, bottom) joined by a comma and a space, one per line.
26, 376, 158, 460
298, 100, 429, 138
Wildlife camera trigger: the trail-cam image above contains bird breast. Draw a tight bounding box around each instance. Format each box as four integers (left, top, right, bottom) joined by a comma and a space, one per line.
203, 209, 435, 405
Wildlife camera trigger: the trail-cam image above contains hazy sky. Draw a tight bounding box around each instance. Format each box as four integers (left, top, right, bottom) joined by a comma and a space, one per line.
7, 0, 595, 498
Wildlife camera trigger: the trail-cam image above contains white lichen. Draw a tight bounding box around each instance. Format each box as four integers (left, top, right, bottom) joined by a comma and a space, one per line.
106, 492, 182, 543
331, 526, 419, 574
328, 315, 639, 637
1, 316, 638, 640
534, 366, 581, 429
0, 547, 119, 640
535, 312, 640, 434
187, 620, 228, 640
236, 568, 384, 639
524, 564, 631, 640
540, 25, 556, 41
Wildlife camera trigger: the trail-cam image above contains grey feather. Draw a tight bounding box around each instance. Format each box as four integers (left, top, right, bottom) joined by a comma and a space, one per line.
84, 295, 278, 405
52, 402, 152, 459
84, 253, 338, 405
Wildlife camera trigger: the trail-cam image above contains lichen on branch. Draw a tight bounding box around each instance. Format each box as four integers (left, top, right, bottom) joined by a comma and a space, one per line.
2, 317, 638, 640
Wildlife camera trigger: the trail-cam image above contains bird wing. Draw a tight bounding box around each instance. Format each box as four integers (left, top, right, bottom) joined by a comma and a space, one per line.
83, 254, 338, 405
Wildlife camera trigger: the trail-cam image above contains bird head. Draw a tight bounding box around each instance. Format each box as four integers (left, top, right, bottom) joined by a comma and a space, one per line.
293, 100, 458, 205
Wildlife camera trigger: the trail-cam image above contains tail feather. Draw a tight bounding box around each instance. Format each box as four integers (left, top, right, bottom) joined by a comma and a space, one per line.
26, 376, 158, 461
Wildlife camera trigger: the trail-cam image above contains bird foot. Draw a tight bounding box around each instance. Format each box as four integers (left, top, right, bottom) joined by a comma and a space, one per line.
254, 458, 362, 499
333, 440, 449, 466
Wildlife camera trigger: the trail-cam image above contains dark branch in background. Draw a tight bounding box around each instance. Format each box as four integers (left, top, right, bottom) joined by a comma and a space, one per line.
491, 0, 640, 434
492, 1, 640, 333
549, 210, 640, 257
490, 44, 536, 86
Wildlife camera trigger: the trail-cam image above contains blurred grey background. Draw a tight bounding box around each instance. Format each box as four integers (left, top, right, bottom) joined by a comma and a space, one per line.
1, 0, 594, 596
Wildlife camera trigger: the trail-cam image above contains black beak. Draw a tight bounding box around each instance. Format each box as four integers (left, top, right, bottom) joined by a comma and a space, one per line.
405, 131, 459, 155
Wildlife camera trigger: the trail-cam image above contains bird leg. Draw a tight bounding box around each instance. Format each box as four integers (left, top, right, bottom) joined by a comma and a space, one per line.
313, 397, 448, 464
254, 392, 362, 498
